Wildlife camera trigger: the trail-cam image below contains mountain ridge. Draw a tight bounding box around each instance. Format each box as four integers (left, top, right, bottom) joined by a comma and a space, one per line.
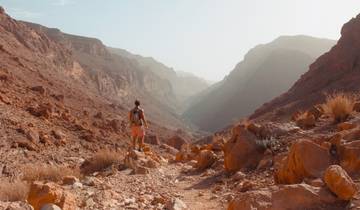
183, 35, 336, 132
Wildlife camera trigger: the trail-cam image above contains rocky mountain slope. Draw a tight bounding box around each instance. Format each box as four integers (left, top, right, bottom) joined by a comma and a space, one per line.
108, 47, 210, 110
251, 14, 360, 121
183, 36, 336, 132
22, 21, 191, 129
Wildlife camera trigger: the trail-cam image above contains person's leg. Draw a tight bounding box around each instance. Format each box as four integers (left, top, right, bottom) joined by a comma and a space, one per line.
131, 127, 138, 150
138, 135, 144, 151
138, 127, 145, 151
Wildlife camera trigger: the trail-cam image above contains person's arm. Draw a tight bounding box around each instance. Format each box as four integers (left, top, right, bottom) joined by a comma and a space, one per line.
142, 111, 148, 128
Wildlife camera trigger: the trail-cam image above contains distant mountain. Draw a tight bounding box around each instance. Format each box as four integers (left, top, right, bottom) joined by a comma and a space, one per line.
183, 35, 336, 132
251, 15, 360, 120
108, 47, 210, 110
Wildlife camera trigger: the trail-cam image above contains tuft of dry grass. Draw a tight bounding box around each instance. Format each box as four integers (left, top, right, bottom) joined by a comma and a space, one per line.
0, 180, 29, 202
321, 92, 356, 123
80, 149, 121, 175
22, 164, 80, 183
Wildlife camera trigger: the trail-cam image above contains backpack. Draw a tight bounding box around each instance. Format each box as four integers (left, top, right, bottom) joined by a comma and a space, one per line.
130, 107, 143, 126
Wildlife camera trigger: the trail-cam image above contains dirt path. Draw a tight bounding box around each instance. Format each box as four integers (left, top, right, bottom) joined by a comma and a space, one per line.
74, 162, 226, 209
163, 164, 226, 210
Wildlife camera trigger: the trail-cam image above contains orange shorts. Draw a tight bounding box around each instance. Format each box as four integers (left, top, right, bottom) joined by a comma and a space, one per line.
131, 126, 145, 137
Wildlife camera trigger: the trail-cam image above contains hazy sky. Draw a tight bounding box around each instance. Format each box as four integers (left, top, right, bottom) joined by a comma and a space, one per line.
1, 0, 360, 81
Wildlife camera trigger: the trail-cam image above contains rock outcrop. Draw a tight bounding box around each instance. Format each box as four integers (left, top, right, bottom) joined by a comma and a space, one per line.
27, 182, 76, 210
224, 125, 266, 172
275, 139, 331, 184
324, 165, 357, 200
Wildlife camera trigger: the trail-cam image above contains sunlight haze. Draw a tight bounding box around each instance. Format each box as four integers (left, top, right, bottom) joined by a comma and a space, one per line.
1, 0, 360, 81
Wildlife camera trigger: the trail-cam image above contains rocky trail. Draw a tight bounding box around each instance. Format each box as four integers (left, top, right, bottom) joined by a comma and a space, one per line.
3, 4, 360, 210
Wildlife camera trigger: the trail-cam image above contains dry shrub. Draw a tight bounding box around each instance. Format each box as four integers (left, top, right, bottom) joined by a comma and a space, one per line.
22, 164, 80, 183
0, 180, 29, 202
81, 149, 121, 175
321, 93, 355, 123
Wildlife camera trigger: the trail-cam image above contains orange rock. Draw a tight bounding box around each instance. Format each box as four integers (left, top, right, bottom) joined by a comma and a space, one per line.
274, 139, 331, 184
228, 184, 340, 210
28, 182, 76, 210
338, 141, 360, 176
223, 124, 265, 172
337, 122, 357, 131
324, 165, 357, 200
195, 150, 217, 170
295, 112, 316, 129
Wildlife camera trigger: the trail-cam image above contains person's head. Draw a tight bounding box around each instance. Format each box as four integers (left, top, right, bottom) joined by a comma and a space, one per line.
134, 100, 140, 107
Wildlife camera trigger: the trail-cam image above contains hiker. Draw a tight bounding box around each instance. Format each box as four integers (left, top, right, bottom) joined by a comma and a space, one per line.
129, 100, 148, 151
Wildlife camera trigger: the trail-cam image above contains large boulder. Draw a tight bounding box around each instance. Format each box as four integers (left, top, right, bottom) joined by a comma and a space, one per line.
275, 139, 331, 184
195, 150, 217, 170
228, 184, 342, 210
223, 124, 266, 172
338, 141, 360, 176
324, 165, 357, 200
27, 182, 76, 210
166, 135, 188, 150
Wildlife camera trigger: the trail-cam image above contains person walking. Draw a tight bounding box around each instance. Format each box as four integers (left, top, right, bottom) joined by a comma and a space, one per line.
129, 100, 148, 151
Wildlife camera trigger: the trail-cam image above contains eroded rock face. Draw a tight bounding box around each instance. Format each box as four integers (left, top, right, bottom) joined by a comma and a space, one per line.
228, 184, 342, 210
324, 165, 357, 200
27, 182, 76, 210
275, 139, 331, 184
223, 125, 265, 172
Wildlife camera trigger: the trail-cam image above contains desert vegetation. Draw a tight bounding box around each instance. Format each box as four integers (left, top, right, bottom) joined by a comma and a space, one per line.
0, 180, 29, 202
22, 164, 80, 183
80, 149, 122, 175
321, 92, 356, 123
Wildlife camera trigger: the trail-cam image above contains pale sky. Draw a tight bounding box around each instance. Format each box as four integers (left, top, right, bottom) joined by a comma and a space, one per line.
1, 0, 360, 81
